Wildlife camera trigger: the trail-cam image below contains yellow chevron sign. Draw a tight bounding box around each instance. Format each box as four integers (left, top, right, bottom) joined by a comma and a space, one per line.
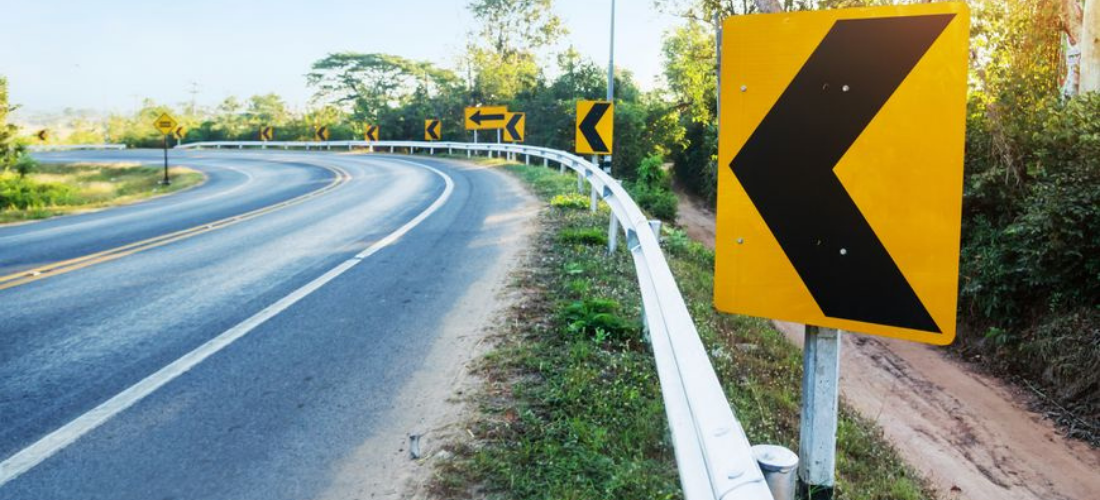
315, 126, 330, 141
714, 3, 969, 345
259, 126, 274, 141
364, 125, 379, 141
424, 119, 441, 141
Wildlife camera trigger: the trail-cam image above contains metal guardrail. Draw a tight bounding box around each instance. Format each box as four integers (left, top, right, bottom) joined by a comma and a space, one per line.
27, 144, 128, 151
177, 139, 777, 500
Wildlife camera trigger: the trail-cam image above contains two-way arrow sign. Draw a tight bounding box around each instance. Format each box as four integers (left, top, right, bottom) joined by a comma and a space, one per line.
424, 119, 441, 141
714, 4, 969, 345
575, 101, 613, 155
364, 125, 379, 141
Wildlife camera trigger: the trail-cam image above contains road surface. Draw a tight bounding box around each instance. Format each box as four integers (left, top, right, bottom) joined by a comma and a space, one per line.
0, 150, 534, 499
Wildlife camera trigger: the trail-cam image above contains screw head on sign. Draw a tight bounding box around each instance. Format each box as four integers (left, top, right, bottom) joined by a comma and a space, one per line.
740, 85, 747, 92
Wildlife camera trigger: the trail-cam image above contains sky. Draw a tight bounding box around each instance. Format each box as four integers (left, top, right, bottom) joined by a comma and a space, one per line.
0, 0, 683, 116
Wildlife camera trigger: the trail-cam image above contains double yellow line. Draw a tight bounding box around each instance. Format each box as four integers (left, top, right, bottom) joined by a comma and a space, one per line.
0, 163, 352, 292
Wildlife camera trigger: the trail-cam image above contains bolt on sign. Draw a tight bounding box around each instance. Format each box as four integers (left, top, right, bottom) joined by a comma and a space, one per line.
315, 126, 330, 141
424, 119, 441, 141
503, 112, 525, 142
575, 100, 613, 155
714, 3, 969, 345
364, 125, 379, 141
464, 106, 507, 130
153, 112, 178, 136
259, 126, 274, 141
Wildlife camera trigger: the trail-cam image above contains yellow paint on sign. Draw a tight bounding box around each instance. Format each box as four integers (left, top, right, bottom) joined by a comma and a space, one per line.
464, 106, 507, 130
153, 112, 178, 136
575, 101, 613, 155
503, 112, 525, 142
714, 3, 969, 345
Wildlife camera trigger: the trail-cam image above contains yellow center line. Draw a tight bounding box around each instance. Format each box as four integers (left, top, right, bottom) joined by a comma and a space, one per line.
0, 162, 352, 292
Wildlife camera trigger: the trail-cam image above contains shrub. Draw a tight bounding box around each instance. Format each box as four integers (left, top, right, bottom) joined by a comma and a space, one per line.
0, 176, 74, 210
559, 298, 636, 341
558, 227, 607, 246
550, 193, 588, 210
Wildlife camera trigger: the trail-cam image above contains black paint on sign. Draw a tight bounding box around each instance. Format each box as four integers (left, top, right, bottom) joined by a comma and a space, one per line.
729, 14, 954, 333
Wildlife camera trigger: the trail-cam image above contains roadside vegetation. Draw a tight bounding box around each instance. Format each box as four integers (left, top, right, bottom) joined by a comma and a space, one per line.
431, 163, 932, 500
0, 163, 203, 224
11, 0, 1096, 437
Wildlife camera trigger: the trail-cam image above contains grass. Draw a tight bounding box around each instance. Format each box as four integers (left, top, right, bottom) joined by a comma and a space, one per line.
0, 163, 204, 223
432, 162, 934, 500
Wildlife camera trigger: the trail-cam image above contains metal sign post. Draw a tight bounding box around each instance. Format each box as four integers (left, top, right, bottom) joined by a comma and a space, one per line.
798, 325, 840, 499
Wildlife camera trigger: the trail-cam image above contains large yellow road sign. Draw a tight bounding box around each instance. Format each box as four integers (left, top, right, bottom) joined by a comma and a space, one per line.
153, 112, 178, 136
575, 101, 612, 155
424, 119, 441, 141
464, 106, 507, 130
364, 125, 379, 141
503, 112, 525, 142
714, 3, 969, 345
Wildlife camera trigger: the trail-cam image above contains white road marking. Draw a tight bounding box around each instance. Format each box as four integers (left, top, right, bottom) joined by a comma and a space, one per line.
0, 159, 455, 488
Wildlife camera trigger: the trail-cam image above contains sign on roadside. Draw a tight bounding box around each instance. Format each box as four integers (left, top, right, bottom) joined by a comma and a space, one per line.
424, 119, 441, 141
713, 3, 969, 345
173, 126, 187, 141
575, 101, 612, 155
464, 106, 507, 130
259, 126, 274, 141
503, 112, 525, 142
364, 125, 379, 141
35, 130, 48, 141
153, 112, 178, 136
315, 126, 330, 141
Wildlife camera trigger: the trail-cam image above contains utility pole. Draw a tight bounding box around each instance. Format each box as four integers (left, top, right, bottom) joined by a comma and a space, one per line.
187, 82, 200, 116
605, 0, 615, 174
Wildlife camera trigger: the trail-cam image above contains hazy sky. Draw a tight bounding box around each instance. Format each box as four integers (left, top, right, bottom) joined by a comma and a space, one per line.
0, 0, 682, 115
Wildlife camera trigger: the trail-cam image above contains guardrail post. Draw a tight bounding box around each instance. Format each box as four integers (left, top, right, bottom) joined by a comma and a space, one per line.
448, 146, 453, 154
798, 325, 841, 500
543, 157, 548, 168
590, 184, 598, 213
608, 212, 619, 254
648, 220, 662, 243
577, 170, 584, 194
525, 153, 530, 165
467, 148, 471, 158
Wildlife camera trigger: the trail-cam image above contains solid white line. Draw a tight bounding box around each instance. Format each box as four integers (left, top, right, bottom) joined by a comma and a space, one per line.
0, 159, 455, 488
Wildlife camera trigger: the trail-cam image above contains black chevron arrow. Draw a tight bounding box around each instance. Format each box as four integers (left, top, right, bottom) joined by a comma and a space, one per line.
730, 14, 955, 333
505, 113, 523, 141
579, 102, 610, 153
471, 109, 504, 125
427, 120, 440, 140
366, 126, 378, 141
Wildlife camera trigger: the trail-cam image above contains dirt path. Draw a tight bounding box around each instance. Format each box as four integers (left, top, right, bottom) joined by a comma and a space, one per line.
673, 186, 1100, 500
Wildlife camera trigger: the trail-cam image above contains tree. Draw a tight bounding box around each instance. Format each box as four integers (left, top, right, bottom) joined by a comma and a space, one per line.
465, 0, 566, 102
245, 94, 289, 128
307, 53, 461, 121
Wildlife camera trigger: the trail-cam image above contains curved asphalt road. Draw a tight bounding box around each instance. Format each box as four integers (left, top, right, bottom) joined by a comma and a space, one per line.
0, 150, 532, 500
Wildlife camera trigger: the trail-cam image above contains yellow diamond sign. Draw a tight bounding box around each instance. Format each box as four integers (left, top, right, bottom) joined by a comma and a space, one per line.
153, 112, 178, 136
